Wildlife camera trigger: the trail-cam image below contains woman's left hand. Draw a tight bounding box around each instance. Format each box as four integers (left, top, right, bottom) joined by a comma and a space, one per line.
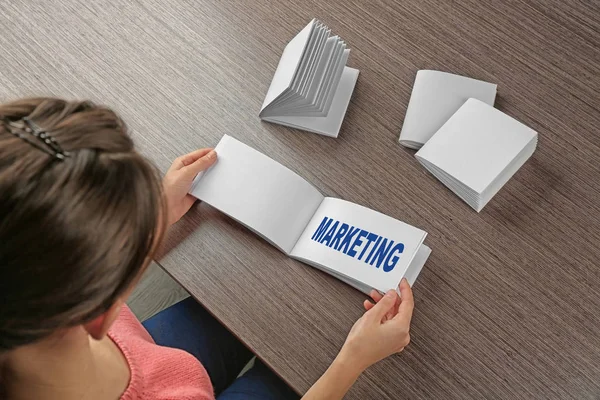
163, 148, 217, 226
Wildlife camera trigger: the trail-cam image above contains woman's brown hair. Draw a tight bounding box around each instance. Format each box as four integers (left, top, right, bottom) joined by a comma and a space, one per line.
0, 98, 165, 351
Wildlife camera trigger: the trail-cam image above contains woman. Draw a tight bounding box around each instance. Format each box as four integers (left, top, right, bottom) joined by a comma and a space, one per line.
0, 98, 413, 399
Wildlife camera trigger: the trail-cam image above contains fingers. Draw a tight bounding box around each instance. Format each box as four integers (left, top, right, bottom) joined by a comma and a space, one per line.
366, 290, 397, 321
398, 278, 414, 308
171, 148, 213, 171
370, 289, 384, 303
394, 278, 414, 325
364, 299, 396, 321
363, 290, 383, 311
182, 149, 217, 179
364, 289, 399, 314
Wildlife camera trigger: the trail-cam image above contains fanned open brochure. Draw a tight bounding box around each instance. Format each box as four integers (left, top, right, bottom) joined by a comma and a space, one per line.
190, 135, 431, 294
259, 19, 359, 138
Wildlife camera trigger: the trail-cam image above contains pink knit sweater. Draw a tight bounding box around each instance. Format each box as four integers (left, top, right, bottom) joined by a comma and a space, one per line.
108, 305, 215, 400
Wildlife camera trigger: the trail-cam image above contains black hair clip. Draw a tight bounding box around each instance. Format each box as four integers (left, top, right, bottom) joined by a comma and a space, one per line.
15, 117, 70, 160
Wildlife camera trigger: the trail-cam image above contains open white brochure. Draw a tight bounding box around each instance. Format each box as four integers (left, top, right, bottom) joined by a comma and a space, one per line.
259, 19, 359, 138
190, 135, 431, 294
399, 70, 497, 149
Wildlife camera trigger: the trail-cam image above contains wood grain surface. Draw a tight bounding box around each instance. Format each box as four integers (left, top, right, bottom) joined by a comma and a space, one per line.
0, 0, 599, 398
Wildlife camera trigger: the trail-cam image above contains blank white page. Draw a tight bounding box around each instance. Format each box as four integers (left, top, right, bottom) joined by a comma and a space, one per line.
260, 19, 316, 112
189, 135, 324, 254
267, 23, 324, 110
416, 98, 538, 194
262, 66, 359, 137
399, 70, 497, 149
268, 34, 335, 115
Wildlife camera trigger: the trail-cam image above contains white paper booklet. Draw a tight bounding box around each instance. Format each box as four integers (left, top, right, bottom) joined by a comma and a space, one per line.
415, 98, 538, 212
399, 70, 497, 149
190, 135, 431, 293
259, 19, 359, 138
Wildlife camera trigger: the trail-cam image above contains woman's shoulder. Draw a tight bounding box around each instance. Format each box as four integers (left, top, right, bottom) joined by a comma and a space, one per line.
109, 305, 215, 400
109, 305, 155, 344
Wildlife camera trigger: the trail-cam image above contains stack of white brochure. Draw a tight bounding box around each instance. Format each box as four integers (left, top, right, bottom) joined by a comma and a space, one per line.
190, 135, 431, 294
399, 70, 497, 149
415, 98, 538, 212
259, 19, 360, 138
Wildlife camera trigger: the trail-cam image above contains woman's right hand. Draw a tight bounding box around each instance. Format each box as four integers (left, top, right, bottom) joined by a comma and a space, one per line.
339, 278, 414, 372
302, 279, 414, 399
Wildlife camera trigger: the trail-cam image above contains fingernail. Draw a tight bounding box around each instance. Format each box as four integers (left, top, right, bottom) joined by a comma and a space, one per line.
385, 290, 395, 298
207, 150, 216, 159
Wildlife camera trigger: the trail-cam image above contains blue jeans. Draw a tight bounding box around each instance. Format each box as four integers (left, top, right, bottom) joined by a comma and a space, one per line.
142, 297, 299, 399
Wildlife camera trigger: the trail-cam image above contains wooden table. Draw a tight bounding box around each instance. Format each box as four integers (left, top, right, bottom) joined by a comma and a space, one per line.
1, 0, 599, 398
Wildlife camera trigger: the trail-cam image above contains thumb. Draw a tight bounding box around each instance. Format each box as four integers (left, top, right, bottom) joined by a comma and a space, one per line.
366, 290, 397, 321
183, 150, 217, 179
394, 278, 414, 325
